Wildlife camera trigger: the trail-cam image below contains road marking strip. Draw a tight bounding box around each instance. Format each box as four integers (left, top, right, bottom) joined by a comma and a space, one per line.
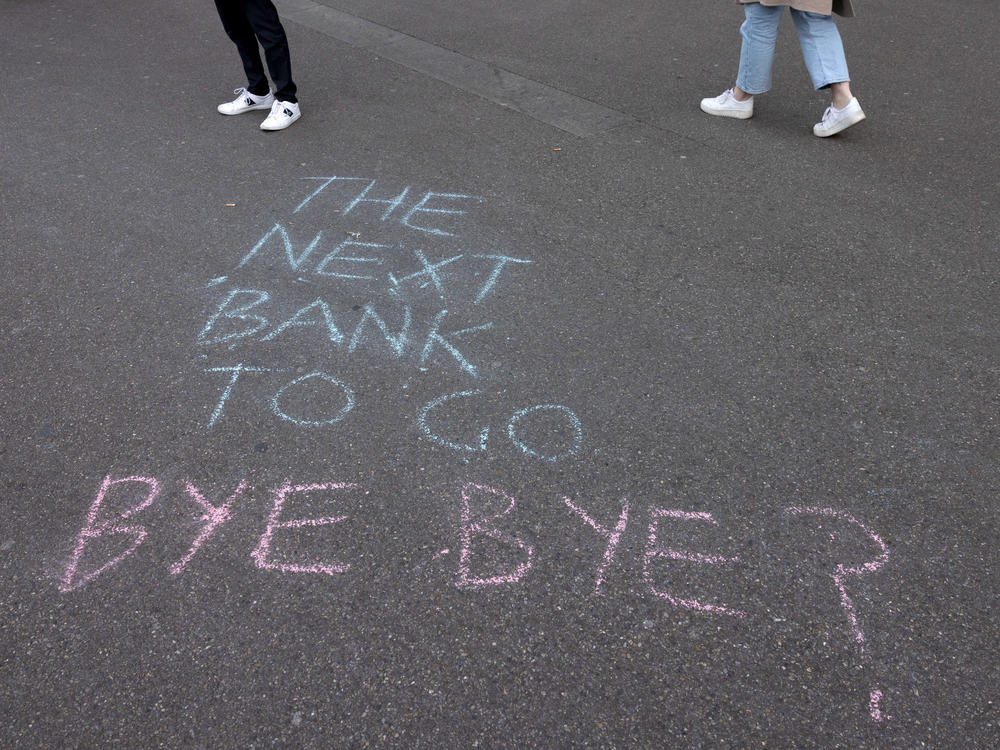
274, 0, 637, 137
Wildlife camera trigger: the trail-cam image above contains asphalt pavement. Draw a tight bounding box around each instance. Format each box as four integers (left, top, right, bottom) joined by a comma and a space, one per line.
2, 1, 998, 747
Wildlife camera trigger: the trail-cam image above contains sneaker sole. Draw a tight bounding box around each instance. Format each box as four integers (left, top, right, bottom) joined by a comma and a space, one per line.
700, 102, 753, 120
218, 104, 273, 115
814, 109, 866, 137
260, 114, 301, 131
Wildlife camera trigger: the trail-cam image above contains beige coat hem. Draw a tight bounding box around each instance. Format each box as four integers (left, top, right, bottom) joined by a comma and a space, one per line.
737, 0, 856, 18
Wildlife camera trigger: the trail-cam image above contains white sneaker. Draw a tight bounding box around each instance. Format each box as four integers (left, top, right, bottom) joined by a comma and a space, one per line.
813, 97, 866, 137
218, 88, 274, 115
260, 100, 301, 131
700, 89, 754, 119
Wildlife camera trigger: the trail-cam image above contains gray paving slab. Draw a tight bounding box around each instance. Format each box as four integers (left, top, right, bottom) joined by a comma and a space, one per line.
1, 1, 998, 748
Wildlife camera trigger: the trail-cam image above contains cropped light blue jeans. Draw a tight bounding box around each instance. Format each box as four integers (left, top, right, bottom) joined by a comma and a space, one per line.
736, 3, 850, 94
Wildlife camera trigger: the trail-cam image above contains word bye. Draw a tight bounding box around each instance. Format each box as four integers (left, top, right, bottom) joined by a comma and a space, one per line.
58, 474, 895, 722
59, 474, 889, 626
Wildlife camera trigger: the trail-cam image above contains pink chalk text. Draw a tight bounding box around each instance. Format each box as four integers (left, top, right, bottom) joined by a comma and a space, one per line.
787, 506, 893, 723
563, 496, 629, 595
643, 509, 746, 618
251, 481, 356, 575
169, 480, 247, 575
57, 473, 895, 723
457, 482, 535, 588
59, 475, 162, 593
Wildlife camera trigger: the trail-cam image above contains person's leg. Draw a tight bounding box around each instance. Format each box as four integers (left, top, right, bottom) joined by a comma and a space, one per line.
791, 10, 865, 136
242, 0, 297, 103
827, 81, 853, 110
214, 0, 270, 96
734, 3, 784, 98
700, 3, 782, 119
790, 10, 851, 99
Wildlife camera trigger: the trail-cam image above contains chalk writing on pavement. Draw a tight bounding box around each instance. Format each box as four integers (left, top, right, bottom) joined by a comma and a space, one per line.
58, 472, 895, 723
53, 175, 895, 724
195, 176, 582, 462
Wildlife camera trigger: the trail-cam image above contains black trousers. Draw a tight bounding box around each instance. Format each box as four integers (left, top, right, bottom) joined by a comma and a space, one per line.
215, 0, 297, 102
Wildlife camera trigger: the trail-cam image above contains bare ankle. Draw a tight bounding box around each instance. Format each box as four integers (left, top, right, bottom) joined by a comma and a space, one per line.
830, 82, 853, 109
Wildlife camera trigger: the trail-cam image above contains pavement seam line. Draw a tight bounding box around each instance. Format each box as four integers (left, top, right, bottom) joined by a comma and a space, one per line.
273, 0, 638, 137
